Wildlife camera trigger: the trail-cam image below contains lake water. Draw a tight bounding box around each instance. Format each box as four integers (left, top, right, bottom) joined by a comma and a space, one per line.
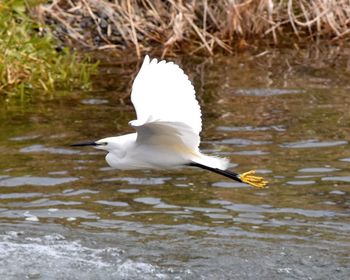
0, 51, 349, 279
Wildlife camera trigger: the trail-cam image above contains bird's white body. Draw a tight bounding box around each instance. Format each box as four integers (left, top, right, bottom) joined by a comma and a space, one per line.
73, 55, 268, 188
102, 133, 227, 170
95, 56, 229, 171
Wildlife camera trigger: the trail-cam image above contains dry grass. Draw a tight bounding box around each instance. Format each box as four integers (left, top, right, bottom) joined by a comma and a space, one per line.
36, 0, 350, 57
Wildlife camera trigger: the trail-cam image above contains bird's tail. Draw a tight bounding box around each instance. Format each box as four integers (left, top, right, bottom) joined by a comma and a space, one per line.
187, 162, 268, 188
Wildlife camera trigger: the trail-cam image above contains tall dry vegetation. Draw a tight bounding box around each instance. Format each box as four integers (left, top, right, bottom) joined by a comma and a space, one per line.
37, 0, 350, 57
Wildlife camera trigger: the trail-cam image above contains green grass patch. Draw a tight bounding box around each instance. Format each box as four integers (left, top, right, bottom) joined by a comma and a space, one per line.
0, 0, 97, 98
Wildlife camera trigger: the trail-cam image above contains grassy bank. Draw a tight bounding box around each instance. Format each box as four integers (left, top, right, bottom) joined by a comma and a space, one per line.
37, 0, 350, 57
0, 0, 96, 98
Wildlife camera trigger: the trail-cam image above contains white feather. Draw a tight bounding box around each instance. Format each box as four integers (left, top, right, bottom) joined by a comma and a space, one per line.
131, 55, 202, 137
96, 55, 229, 170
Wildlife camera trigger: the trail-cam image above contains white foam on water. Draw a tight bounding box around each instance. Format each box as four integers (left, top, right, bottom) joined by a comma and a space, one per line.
0, 231, 167, 280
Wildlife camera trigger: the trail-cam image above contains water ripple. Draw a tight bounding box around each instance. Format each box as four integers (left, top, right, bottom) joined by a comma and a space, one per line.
0, 193, 42, 199
217, 125, 285, 132
9, 135, 40, 141
0, 176, 79, 187
232, 150, 269, 156
81, 98, 109, 105
205, 213, 232, 219
7, 199, 82, 208
0, 209, 98, 219
298, 167, 339, 173
103, 177, 171, 185
96, 200, 129, 207
322, 176, 350, 183
217, 138, 272, 146
280, 139, 348, 148
223, 203, 342, 218
20, 144, 80, 155
286, 180, 316, 185
212, 181, 248, 188
61, 189, 99, 196
118, 189, 139, 193
134, 197, 162, 205
235, 88, 303, 96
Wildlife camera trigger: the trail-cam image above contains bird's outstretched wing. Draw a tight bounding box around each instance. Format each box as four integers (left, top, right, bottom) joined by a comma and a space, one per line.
130, 120, 200, 153
130, 56, 202, 150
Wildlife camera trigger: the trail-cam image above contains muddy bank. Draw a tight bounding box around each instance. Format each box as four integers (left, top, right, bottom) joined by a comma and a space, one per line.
36, 0, 350, 57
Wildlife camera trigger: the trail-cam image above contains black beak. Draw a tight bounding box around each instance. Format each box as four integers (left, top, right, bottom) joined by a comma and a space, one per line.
71, 141, 98, 147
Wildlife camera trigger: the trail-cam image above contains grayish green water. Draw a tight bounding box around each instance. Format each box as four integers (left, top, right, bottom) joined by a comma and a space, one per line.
1, 51, 350, 279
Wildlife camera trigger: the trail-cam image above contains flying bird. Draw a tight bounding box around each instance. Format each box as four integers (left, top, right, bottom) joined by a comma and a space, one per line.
72, 56, 267, 188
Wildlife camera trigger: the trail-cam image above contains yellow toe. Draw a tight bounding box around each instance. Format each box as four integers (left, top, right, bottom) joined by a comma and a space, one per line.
239, 170, 268, 188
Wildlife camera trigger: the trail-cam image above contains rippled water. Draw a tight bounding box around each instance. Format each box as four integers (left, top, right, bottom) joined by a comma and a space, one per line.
1, 52, 350, 279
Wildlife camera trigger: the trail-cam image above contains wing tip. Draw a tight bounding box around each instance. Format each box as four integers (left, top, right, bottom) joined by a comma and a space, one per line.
143, 55, 150, 65
143, 55, 179, 69
144, 54, 173, 66
143, 55, 159, 66
151, 58, 158, 65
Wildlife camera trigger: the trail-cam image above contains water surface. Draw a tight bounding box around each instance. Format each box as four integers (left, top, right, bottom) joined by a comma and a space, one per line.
0, 51, 349, 279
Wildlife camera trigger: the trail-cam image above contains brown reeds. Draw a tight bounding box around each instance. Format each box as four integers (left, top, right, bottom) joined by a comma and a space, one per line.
36, 0, 350, 57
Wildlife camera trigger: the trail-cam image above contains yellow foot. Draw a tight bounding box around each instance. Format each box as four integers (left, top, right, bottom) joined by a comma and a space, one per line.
239, 170, 268, 188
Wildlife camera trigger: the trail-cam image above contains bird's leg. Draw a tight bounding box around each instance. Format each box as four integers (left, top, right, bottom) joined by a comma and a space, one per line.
187, 162, 268, 188
238, 170, 268, 188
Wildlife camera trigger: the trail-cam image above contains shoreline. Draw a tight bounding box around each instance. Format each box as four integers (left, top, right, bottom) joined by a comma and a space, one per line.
36, 0, 350, 57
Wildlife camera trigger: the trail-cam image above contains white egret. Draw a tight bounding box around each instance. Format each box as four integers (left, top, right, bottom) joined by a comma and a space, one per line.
72, 56, 267, 188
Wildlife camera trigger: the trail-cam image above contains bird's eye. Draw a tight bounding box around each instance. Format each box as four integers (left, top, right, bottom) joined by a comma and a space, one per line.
96, 142, 108, 146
